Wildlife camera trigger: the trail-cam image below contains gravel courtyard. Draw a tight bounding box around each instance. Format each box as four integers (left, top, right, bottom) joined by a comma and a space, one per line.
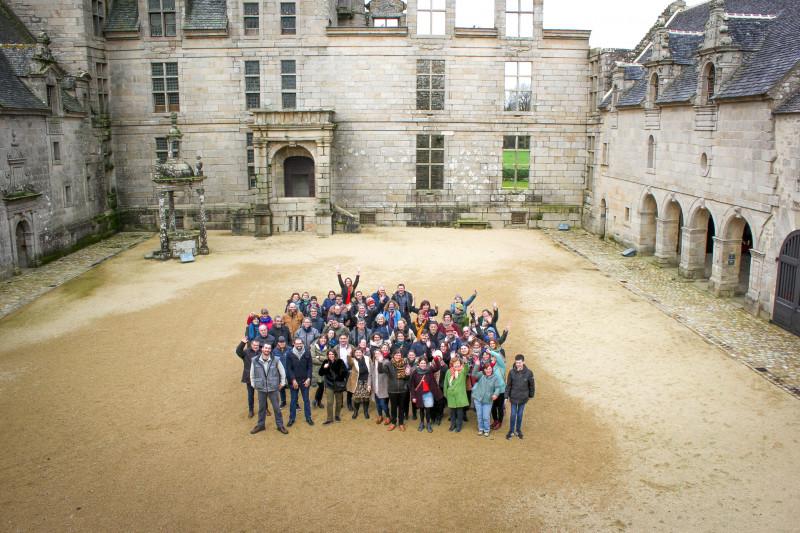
0, 228, 798, 532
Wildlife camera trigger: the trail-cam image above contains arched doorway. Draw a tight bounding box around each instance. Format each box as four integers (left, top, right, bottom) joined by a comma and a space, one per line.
15, 220, 32, 268
283, 156, 315, 198
774, 230, 800, 336
639, 193, 657, 255
655, 199, 682, 266
679, 206, 715, 279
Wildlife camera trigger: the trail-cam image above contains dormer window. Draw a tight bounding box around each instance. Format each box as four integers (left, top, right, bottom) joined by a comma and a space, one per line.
703, 63, 716, 104
649, 73, 659, 106
46, 84, 59, 114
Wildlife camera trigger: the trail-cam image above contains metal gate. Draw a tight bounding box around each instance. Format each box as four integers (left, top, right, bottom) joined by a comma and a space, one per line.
774, 231, 800, 336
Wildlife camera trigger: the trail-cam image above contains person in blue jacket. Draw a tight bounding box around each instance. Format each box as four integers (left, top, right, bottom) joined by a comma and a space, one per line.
286, 337, 314, 427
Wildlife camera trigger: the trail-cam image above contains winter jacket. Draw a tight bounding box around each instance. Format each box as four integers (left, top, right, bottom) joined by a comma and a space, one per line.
272, 344, 293, 371
322, 323, 350, 341
318, 358, 348, 391
370, 357, 389, 399
283, 311, 305, 337
409, 340, 433, 360
470, 368, 504, 404
311, 341, 329, 368
235, 341, 259, 384
443, 367, 469, 408
506, 366, 535, 404
382, 308, 402, 330
349, 326, 370, 347
250, 355, 286, 392
253, 333, 275, 350
449, 292, 477, 313
269, 324, 291, 347
392, 290, 414, 320
371, 322, 391, 340
409, 361, 444, 406
346, 355, 371, 393
308, 315, 325, 333
378, 359, 411, 395
285, 347, 313, 384
294, 326, 320, 350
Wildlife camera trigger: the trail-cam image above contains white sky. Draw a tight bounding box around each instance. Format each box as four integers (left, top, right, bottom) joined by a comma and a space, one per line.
447, 0, 707, 49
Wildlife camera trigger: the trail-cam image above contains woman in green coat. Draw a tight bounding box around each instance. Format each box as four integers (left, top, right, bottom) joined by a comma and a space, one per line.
443, 357, 469, 432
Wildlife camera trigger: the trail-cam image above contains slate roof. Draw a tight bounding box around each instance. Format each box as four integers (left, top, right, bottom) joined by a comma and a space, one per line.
668, 33, 703, 65
774, 91, 800, 114
0, 50, 47, 111
598, 91, 613, 110
60, 88, 84, 113
727, 17, 773, 51
105, 0, 139, 32
624, 65, 644, 81
617, 77, 648, 107
1, 46, 34, 76
656, 63, 698, 104
0, 0, 33, 44
183, 0, 228, 30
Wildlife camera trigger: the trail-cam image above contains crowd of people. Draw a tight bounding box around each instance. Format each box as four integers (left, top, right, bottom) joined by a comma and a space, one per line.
234, 268, 535, 439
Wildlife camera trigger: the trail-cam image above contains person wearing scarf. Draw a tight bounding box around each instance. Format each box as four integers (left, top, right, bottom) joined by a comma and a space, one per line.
409, 356, 443, 433
347, 348, 372, 419
378, 351, 411, 431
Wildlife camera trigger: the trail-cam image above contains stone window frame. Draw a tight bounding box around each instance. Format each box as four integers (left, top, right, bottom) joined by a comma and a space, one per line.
417, 0, 446, 36
64, 183, 73, 207
246, 132, 256, 188
415, 133, 445, 190
416, 59, 445, 111
148, 0, 177, 38
501, 135, 531, 191
701, 62, 717, 105
504, 61, 532, 112
646, 135, 656, 171
505, 0, 534, 39
243, 2, 260, 36
280, 2, 296, 35
648, 73, 659, 107
95, 61, 109, 114
601, 141, 609, 166
155, 137, 169, 163
586, 135, 596, 188
244, 60, 261, 109
281, 59, 297, 109
151, 62, 179, 113
92, 0, 106, 37
52, 140, 62, 164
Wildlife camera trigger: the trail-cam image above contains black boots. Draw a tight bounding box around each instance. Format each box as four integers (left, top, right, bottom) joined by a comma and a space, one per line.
363, 401, 370, 419
352, 403, 361, 419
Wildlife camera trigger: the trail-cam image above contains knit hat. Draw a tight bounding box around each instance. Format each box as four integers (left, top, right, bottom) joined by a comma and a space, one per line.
278, 336, 286, 343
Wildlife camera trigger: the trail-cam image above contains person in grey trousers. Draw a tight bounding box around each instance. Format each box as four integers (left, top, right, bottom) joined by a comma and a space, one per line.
249, 343, 289, 435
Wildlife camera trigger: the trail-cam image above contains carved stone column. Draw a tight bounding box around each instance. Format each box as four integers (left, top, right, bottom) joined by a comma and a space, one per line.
168, 190, 176, 232
744, 248, 765, 315
157, 189, 170, 259
197, 187, 209, 254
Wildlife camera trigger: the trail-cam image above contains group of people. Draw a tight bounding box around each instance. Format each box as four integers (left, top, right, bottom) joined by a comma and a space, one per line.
234, 268, 536, 439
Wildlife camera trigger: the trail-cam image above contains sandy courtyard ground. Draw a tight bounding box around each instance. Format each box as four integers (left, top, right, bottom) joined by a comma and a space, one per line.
0, 228, 798, 532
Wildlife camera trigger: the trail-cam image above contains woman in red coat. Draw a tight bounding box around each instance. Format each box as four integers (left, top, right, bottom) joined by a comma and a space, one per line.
409, 356, 443, 433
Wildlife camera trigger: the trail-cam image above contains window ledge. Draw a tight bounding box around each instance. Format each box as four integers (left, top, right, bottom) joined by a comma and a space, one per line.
454, 27, 497, 38
326, 26, 408, 37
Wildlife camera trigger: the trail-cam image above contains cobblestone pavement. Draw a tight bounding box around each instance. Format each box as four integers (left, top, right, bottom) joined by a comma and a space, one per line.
545, 229, 800, 398
0, 232, 153, 320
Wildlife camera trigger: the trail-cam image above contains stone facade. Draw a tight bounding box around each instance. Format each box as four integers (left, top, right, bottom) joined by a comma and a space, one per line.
1, 6, 114, 279
99, 0, 590, 234
585, 0, 800, 331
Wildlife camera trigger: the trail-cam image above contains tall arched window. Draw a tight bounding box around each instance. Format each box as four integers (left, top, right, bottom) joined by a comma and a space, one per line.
649, 73, 659, 106
703, 63, 716, 104
647, 135, 656, 169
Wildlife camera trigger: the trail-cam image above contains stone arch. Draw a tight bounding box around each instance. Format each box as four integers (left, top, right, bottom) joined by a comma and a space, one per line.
637, 190, 658, 255
710, 210, 756, 296
13, 218, 34, 269
655, 195, 684, 265
270, 144, 315, 198
679, 201, 717, 279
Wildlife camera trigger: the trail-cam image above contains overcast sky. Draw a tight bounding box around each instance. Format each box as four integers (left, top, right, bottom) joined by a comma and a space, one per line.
449, 0, 707, 49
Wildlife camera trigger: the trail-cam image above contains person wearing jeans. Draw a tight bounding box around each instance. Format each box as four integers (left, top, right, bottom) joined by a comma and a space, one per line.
371, 348, 390, 425
286, 338, 314, 427
378, 350, 411, 431
470, 359, 504, 437
318, 350, 348, 424
235, 337, 261, 418
505, 354, 535, 439
249, 344, 288, 435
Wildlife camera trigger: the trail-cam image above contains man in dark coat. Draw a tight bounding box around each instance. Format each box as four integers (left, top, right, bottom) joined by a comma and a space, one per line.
253, 323, 275, 351
269, 316, 291, 348
505, 354, 535, 440
272, 336, 293, 407
235, 336, 262, 418
286, 337, 314, 427
392, 283, 414, 323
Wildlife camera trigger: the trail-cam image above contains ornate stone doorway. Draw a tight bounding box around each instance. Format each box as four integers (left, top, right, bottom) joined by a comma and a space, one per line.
14, 220, 32, 268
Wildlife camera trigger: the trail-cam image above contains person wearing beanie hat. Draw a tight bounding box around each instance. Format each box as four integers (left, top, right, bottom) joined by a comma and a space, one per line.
505, 354, 535, 440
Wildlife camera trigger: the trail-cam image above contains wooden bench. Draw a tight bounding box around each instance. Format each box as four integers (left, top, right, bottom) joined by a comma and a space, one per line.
454, 218, 490, 229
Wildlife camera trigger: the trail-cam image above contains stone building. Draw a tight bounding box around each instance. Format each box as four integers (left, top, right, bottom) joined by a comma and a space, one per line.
585, 0, 800, 335
95, 0, 591, 235
1, 1, 114, 278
